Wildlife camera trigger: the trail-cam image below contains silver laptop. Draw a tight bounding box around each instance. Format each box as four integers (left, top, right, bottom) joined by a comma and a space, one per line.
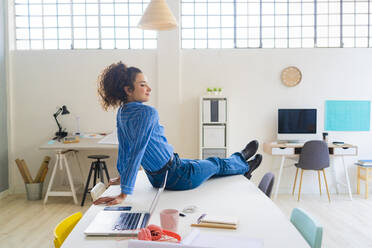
84, 171, 168, 236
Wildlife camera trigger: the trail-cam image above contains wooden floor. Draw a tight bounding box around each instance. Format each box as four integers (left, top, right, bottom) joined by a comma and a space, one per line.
0, 195, 90, 248
273, 194, 372, 248
1, 193, 372, 248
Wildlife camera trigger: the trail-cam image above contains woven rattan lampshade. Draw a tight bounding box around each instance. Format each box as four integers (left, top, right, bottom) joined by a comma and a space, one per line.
138, 0, 178, 31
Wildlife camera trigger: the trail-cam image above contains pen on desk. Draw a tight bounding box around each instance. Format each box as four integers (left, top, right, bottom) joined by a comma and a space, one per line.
179, 213, 186, 217
191, 223, 237, 230
197, 213, 207, 223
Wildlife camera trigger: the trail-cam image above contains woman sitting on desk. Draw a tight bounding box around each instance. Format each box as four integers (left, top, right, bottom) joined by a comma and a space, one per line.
93, 61, 262, 205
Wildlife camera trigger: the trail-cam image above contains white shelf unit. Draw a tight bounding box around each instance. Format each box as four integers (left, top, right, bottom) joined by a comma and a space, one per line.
199, 96, 228, 159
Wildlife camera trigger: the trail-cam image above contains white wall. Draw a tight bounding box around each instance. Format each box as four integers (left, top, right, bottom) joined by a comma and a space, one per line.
7, 0, 372, 195
0, 0, 9, 193
9, 48, 372, 195
181, 49, 372, 193
9, 50, 158, 193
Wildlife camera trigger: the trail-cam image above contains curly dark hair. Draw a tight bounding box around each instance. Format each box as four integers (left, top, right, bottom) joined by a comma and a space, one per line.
97, 61, 142, 111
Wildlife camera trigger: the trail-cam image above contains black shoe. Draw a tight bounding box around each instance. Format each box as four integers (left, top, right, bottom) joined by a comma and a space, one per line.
241, 140, 259, 161
244, 154, 263, 179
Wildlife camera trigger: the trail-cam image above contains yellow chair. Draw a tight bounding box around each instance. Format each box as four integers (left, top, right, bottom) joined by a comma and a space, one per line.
54, 212, 82, 248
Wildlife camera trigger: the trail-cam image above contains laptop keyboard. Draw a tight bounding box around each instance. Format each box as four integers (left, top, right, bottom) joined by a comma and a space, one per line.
113, 212, 150, 231
114, 213, 141, 230
140, 213, 150, 228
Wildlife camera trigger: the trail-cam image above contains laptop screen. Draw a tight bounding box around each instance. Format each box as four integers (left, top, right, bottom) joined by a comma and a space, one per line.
148, 170, 168, 214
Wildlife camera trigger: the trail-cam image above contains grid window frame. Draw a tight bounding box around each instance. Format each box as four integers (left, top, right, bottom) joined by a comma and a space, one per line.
181, 0, 372, 49
14, 0, 157, 50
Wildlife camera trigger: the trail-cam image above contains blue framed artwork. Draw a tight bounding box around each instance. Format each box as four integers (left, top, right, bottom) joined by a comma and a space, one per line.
325, 100, 370, 131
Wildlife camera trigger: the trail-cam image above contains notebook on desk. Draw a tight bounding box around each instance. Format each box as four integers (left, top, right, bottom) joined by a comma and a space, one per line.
84, 171, 168, 236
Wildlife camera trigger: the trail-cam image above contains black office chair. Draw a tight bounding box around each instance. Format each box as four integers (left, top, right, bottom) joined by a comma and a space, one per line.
81, 155, 110, 206
258, 172, 275, 198
292, 140, 331, 202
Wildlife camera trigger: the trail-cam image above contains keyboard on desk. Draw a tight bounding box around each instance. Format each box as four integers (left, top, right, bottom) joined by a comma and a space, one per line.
113, 212, 150, 230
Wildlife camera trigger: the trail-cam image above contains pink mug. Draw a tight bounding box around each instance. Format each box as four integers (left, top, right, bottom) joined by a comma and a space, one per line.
160, 209, 179, 232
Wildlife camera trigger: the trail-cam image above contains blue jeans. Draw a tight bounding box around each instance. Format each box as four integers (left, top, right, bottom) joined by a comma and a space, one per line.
146, 152, 250, 190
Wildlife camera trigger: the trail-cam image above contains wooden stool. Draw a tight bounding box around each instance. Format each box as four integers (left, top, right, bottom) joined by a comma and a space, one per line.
357, 164, 372, 199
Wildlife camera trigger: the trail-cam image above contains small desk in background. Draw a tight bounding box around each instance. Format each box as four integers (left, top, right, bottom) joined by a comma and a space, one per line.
263, 142, 358, 200
39, 135, 118, 204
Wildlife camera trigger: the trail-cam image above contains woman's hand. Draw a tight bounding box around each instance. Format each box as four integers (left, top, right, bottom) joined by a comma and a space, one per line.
93, 193, 127, 206
108, 176, 121, 186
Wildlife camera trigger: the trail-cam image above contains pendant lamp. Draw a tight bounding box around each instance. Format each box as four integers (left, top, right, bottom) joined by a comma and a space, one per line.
138, 0, 178, 31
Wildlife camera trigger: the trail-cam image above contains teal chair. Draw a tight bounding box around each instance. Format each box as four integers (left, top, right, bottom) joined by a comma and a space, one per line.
290, 208, 323, 248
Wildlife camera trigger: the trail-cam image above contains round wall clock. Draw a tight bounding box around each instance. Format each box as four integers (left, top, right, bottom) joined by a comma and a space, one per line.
281, 66, 302, 87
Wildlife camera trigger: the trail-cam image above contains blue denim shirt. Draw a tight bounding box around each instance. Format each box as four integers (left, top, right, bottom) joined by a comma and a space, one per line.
116, 102, 174, 194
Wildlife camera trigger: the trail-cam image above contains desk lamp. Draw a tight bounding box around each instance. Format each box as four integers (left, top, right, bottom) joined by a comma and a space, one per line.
53, 105, 70, 140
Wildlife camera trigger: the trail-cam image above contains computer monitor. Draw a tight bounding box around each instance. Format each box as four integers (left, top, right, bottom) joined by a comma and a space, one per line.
277, 109, 318, 142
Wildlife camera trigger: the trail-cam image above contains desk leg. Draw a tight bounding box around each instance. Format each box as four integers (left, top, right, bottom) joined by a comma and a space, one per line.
62, 154, 78, 204
44, 153, 60, 204
331, 157, 339, 194
274, 156, 285, 199
365, 169, 369, 199
72, 151, 84, 188
342, 156, 353, 201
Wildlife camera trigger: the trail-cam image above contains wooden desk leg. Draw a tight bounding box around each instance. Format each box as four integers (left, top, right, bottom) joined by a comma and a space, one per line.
62, 154, 78, 204
357, 167, 360, 195
44, 153, 60, 204
274, 156, 285, 199
342, 156, 353, 201
365, 168, 369, 199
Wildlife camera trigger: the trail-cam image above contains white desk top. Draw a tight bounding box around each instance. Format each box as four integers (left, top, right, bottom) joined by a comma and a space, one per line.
39, 137, 118, 151
264, 141, 357, 149
62, 172, 309, 248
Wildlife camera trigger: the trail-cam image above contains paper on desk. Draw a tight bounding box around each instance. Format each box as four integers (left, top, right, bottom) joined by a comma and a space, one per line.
82, 133, 105, 139
182, 230, 264, 248
98, 132, 118, 145
128, 240, 207, 248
